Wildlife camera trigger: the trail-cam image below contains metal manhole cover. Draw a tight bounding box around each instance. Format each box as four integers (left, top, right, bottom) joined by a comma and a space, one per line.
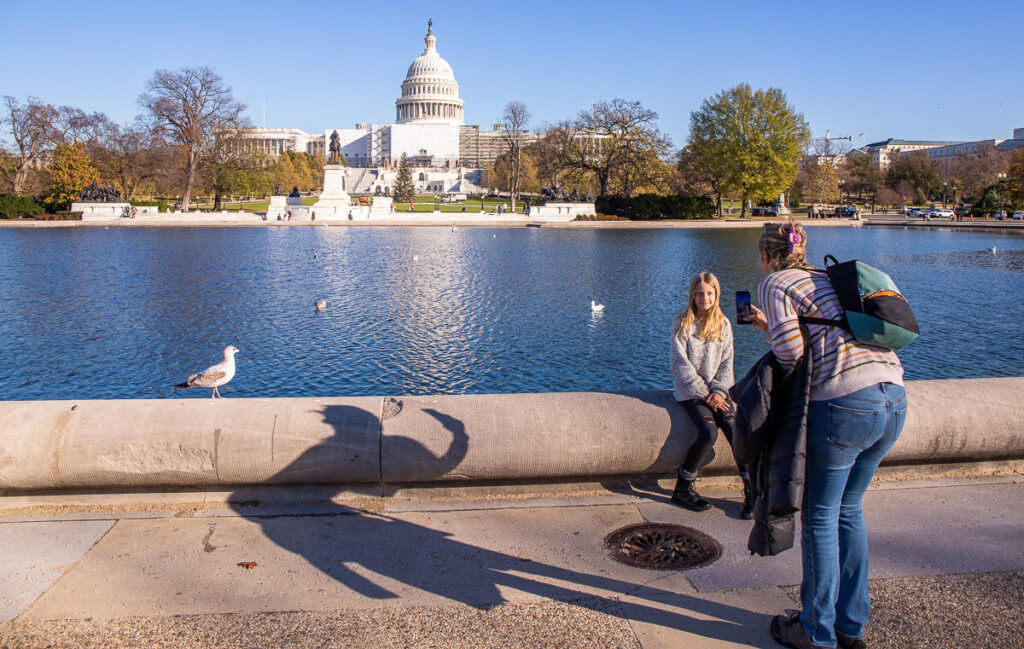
605, 523, 721, 570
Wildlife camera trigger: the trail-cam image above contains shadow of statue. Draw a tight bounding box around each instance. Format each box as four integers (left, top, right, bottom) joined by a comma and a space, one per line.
224, 399, 776, 645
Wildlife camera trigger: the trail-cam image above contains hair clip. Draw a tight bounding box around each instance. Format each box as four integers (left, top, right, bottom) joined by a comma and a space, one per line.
786, 229, 802, 254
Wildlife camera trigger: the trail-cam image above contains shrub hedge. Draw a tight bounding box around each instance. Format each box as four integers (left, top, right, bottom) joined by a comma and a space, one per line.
130, 199, 171, 213
595, 194, 716, 220
0, 194, 45, 219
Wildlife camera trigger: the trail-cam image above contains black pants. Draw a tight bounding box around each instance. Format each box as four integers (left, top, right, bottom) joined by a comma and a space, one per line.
677, 398, 744, 481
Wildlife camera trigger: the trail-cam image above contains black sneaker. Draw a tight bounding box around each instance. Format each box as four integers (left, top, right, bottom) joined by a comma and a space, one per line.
837, 631, 867, 649
770, 611, 817, 649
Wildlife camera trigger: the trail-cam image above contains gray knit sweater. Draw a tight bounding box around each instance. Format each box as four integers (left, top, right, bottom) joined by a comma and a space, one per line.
670, 315, 735, 402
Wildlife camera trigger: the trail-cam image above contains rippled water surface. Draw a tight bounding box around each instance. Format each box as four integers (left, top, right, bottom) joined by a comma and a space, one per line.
1, 225, 1022, 400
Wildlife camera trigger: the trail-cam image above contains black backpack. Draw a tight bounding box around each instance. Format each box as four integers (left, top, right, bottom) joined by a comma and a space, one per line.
799, 255, 919, 350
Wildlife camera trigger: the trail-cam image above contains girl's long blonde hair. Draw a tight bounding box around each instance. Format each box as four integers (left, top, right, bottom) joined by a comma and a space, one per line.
674, 271, 727, 343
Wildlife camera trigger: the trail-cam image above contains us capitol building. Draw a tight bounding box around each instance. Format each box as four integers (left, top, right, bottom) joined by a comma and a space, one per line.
242, 20, 516, 195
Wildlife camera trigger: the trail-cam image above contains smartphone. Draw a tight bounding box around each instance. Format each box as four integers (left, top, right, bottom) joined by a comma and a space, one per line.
735, 291, 752, 324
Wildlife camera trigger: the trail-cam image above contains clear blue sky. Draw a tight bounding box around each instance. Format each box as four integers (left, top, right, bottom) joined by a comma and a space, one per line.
2, 0, 1021, 148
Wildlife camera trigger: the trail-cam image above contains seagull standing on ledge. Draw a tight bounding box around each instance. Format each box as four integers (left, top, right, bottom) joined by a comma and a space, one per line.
591, 300, 605, 313
175, 346, 239, 398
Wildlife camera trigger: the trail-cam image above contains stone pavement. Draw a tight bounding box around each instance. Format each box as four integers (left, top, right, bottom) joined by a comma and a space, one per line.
1, 474, 1022, 648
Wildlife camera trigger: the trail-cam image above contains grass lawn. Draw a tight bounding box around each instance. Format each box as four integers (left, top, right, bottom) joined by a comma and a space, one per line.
392, 195, 528, 213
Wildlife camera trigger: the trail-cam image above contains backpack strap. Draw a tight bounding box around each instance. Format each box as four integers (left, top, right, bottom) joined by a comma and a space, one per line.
798, 315, 849, 330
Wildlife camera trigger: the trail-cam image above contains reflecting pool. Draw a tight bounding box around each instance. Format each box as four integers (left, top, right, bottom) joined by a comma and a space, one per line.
0, 225, 1021, 400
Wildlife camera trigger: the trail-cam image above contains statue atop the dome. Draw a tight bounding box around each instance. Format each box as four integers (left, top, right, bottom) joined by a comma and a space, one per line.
328, 130, 341, 164
427, 18, 432, 35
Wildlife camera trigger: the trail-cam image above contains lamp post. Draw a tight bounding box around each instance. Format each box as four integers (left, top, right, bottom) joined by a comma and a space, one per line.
838, 179, 844, 212
943, 181, 947, 209
997, 172, 1007, 216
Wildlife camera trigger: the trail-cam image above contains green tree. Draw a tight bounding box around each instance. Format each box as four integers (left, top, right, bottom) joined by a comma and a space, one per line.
308, 153, 326, 191
46, 141, 98, 210
203, 128, 266, 210
291, 152, 314, 192
273, 153, 299, 193
688, 84, 810, 217
886, 151, 939, 204
393, 153, 414, 203
839, 154, 883, 208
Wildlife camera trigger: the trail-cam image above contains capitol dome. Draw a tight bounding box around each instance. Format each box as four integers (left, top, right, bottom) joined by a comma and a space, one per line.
396, 20, 464, 125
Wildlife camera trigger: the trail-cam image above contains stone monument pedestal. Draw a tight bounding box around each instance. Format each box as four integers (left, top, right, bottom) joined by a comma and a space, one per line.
312, 164, 354, 219
265, 195, 289, 221
73, 202, 131, 221
775, 192, 791, 215
529, 202, 595, 221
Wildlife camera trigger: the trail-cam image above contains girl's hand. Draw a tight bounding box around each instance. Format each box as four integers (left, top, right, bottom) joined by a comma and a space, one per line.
749, 305, 769, 332
706, 392, 728, 411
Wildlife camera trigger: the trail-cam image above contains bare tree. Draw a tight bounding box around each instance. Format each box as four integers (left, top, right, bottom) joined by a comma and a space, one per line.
139, 67, 246, 210
941, 145, 1009, 205
91, 118, 172, 200
532, 122, 576, 187
499, 101, 530, 212
560, 99, 672, 197
2, 96, 59, 194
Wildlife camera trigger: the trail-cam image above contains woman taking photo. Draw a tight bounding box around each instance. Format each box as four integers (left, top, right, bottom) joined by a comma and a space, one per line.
670, 271, 752, 517
749, 220, 907, 649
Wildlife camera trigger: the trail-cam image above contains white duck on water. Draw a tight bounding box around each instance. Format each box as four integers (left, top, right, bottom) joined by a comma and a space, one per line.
175, 346, 239, 398
591, 300, 605, 313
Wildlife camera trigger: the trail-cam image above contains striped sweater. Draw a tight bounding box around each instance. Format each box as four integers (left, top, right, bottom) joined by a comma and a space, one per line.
758, 268, 903, 401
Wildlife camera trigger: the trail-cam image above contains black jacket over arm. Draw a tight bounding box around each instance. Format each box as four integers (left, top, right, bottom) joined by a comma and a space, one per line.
729, 348, 812, 557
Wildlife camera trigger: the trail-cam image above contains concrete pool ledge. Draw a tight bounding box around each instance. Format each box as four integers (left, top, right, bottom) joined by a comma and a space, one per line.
0, 378, 1022, 493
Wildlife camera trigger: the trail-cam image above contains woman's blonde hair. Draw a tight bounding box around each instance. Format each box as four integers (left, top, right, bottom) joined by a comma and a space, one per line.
675, 271, 727, 343
758, 218, 808, 273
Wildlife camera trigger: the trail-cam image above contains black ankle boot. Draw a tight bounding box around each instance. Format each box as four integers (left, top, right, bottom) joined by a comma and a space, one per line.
740, 477, 755, 520
672, 477, 711, 511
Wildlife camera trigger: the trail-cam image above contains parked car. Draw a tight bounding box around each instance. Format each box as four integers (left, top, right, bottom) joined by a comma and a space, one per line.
992, 211, 1007, 220
833, 206, 860, 218
933, 209, 955, 219
954, 207, 971, 219
751, 207, 777, 217
906, 207, 921, 217
1012, 211, 1024, 220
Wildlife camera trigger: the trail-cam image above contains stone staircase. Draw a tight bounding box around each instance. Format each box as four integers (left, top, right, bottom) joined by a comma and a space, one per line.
347, 168, 378, 194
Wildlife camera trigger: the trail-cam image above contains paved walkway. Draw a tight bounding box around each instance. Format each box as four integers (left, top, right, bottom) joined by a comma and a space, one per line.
1, 474, 1022, 648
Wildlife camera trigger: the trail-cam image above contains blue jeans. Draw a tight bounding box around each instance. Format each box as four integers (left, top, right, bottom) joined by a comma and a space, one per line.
799, 383, 907, 647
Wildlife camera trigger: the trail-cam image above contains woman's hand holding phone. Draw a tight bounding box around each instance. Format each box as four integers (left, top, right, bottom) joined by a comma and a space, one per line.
748, 305, 769, 332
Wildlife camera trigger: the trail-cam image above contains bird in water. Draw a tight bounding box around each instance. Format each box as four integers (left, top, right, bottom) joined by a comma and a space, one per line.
591, 300, 605, 313
991, 247, 997, 254
314, 300, 327, 311
175, 346, 239, 398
